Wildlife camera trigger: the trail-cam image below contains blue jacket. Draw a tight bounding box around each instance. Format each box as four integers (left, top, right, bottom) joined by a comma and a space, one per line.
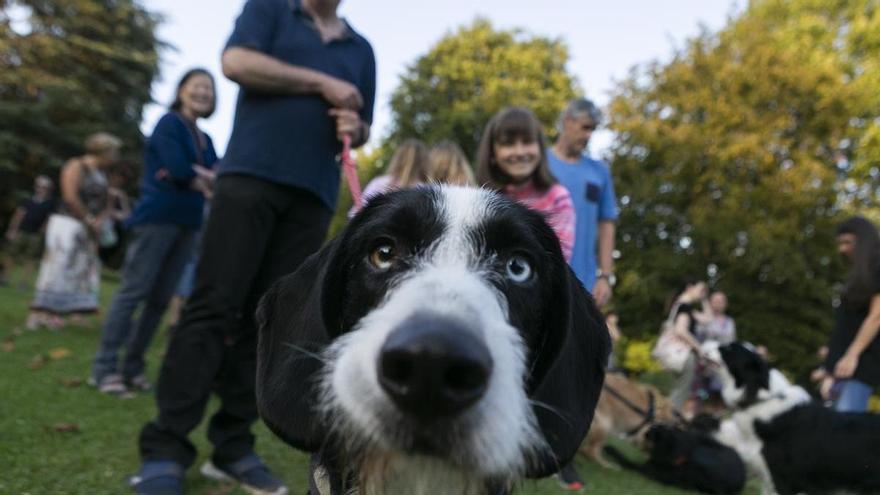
127, 112, 218, 229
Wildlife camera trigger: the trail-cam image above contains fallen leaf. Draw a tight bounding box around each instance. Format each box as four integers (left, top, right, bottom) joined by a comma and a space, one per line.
28, 354, 48, 370
46, 423, 80, 433
59, 377, 83, 387
1, 338, 14, 353
48, 347, 72, 360
203, 485, 236, 495
11, 327, 23, 336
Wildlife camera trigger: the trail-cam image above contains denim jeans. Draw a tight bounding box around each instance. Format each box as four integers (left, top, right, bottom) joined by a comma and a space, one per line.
92, 224, 197, 382
833, 378, 873, 413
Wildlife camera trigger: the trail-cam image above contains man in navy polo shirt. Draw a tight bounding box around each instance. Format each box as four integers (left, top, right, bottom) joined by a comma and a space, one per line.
132, 1, 375, 494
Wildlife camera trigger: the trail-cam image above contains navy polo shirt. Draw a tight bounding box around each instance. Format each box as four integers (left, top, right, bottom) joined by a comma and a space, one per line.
219, 0, 376, 210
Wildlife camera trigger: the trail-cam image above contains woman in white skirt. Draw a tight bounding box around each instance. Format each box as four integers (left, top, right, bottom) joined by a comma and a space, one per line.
28, 133, 121, 329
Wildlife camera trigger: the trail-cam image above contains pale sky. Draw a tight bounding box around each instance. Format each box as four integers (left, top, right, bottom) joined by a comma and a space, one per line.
139, 0, 745, 159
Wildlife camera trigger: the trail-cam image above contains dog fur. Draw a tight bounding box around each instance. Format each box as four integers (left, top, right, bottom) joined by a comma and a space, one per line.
255, 186, 610, 495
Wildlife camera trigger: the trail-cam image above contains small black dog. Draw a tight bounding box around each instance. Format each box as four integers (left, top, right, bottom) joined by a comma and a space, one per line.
605, 424, 745, 495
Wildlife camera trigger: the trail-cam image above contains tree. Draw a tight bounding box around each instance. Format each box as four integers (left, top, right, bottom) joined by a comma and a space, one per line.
328, 18, 581, 236
387, 18, 579, 158
0, 0, 161, 221
606, 0, 880, 377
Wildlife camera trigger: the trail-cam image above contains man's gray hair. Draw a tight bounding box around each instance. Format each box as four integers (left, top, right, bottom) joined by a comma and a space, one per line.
558, 98, 603, 130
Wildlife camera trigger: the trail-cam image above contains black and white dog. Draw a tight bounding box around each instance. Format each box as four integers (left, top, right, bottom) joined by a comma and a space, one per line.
702, 341, 880, 495
255, 186, 610, 495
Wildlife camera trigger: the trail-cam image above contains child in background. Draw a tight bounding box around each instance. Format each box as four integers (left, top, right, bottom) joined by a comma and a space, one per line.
4, 175, 57, 289
349, 138, 430, 216
429, 140, 475, 186
476, 107, 575, 261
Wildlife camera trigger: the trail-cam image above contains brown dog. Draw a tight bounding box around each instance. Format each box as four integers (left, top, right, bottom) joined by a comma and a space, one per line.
580, 372, 678, 468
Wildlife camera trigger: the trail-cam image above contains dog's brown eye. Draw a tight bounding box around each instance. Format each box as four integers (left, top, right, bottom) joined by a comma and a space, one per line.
369, 244, 396, 270
505, 255, 532, 283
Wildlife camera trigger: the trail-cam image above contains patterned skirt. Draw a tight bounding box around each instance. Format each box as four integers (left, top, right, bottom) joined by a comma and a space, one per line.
31, 214, 101, 314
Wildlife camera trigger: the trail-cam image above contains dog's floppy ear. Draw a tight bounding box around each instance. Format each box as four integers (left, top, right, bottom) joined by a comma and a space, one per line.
526, 267, 610, 478
742, 348, 771, 404
719, 343, 770, 405
255, 236, 344, 451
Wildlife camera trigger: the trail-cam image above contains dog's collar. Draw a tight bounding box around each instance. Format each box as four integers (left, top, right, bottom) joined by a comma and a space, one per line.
602, 383, 656, 436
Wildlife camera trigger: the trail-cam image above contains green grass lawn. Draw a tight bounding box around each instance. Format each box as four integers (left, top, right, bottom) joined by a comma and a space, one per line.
0, 268, 748, 494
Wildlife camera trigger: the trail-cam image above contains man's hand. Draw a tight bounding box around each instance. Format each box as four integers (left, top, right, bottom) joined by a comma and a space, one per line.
328, 108, 362, 142
592, 277, 612, 308
321, 77, 363, 110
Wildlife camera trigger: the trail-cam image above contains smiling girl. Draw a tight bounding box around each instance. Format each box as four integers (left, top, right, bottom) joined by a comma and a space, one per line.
476, 107, 575, 261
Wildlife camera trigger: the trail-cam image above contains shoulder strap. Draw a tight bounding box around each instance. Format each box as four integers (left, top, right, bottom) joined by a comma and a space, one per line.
666, 302, 681, 323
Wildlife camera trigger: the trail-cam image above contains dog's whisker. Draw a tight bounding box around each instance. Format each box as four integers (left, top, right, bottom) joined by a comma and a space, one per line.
528, 399, 574, 429
282, 342, 330, 363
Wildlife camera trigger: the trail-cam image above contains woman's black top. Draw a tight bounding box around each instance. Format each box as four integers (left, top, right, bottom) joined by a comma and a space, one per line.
676, 303, 698, 335
825, 268, 880, 387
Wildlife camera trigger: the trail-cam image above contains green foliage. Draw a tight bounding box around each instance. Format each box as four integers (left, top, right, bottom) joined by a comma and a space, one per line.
0, 0, 161, 221
387, 18, 579, 158
620, 338, 663, 375
606, 0, 880, 377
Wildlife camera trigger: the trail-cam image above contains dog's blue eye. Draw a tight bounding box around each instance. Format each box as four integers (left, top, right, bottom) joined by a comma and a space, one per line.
505, 256, 532, 283
369, 244, 396, 270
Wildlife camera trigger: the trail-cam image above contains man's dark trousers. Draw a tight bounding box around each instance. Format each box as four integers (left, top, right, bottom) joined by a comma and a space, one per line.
139, 173, 333, 468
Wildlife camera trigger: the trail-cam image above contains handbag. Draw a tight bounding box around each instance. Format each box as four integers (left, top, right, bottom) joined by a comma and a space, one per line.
652, 303, 692, 373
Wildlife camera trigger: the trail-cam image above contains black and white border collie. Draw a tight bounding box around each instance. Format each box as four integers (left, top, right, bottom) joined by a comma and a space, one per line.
255, 186, 610, 495
702, 341, 880, 495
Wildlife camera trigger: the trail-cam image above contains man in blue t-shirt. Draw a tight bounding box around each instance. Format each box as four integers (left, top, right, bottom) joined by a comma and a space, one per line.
133, 1, 375, 494
549, 98, 618, 307
547, 98, 618, 491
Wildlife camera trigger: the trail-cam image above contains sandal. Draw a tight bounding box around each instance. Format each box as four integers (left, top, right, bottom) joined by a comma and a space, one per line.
98, 374, 134, 398
127, 374, 153, 392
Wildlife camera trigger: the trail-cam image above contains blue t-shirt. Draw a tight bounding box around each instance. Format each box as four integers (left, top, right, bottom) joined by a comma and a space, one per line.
548, 150, 618, 289
219, 0, 376, 211
127, 112, 218, 229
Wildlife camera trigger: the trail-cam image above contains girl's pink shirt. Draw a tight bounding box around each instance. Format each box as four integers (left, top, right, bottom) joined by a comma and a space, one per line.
503, 182, 576, 262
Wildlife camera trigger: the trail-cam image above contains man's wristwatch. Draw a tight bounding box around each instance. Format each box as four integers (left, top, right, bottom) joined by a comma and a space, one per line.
596, 271, 617, 287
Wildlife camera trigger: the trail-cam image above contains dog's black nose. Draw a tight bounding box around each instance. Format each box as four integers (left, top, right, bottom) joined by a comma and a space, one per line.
378, 314, 493, 420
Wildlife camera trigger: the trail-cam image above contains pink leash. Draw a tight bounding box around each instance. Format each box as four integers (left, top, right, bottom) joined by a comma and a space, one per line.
341, 134, 363, 209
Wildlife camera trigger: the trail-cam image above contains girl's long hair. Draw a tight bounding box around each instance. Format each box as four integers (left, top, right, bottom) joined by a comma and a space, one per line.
429, 140, 475, 186
386, 139, 430, 187
475, 107, 556, 191
837, 216, 880, 307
